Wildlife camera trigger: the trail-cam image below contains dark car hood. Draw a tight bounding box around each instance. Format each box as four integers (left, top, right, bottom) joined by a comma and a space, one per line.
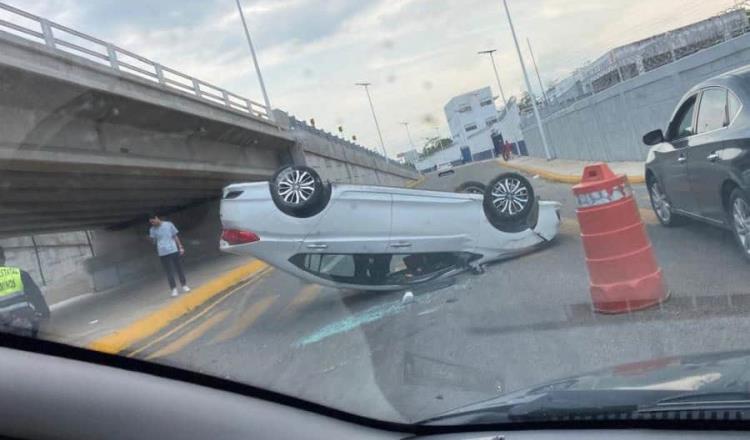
425, 350, 750, 423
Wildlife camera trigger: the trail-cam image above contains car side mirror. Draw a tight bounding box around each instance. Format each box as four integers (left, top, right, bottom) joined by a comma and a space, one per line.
643, 129, 665, 146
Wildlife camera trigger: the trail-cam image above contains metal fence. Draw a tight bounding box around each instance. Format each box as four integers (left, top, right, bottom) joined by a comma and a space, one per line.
0, 2, 271, 121
524, 8, 750, 126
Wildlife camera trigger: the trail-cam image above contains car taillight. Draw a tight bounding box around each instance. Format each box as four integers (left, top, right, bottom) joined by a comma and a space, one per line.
221, 229, 260, 245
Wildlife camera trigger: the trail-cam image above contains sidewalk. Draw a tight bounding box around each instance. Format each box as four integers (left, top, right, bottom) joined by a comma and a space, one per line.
43, 254, 266, 350
499, 156, 645, 184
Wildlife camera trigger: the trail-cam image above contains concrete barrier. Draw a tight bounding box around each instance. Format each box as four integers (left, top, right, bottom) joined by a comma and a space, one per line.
522, 33, 750, 161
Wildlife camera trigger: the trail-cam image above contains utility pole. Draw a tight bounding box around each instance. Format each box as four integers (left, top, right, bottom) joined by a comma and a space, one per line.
502, 0, 553, 159
400, 121, 416, 149
478, 49, 508, 108
355, 82, 388, 159
235, 0, 274, 122
527, 38, 548, 104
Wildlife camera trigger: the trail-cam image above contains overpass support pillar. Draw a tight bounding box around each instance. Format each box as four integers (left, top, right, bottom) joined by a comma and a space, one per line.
86, 201, 223, 292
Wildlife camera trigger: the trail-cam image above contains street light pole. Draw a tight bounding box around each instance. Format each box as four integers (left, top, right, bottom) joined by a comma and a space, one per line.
235, 0, 274, 122
400, 121, 416, 149
478, 49, 508, 109
501, 0, 553, 159
355, 82, 388, 159
526, 38, 548, 104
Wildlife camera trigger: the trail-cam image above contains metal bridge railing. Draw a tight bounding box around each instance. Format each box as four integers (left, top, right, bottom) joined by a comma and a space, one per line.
0, 2, 271, 121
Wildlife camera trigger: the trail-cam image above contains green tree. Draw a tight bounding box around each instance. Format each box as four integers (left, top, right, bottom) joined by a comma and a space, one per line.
420, 137, 453, 158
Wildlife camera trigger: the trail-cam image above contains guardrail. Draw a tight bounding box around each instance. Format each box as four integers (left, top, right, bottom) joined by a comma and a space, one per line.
0, 2, 271, 121
288, 116, 418, 172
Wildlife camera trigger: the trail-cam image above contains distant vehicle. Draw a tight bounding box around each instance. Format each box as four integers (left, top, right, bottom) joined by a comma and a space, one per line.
436, 162, 455, 177
643, 66, 750, 261
220, 166, 561, 291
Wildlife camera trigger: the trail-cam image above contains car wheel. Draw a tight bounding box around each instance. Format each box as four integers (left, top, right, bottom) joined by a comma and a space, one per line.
729, 188, 750, 262
455, 181, 486, 194
647, 177, 685, 227
270, 165, 329, 218
483, 172, 536, 233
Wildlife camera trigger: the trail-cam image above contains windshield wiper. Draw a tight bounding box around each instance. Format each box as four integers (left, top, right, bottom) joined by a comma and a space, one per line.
637, 392, 750, 413
422, 390, 750, 426
420, 390, 673, 425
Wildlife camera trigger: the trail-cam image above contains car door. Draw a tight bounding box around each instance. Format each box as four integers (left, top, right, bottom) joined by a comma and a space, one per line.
688, 87, 739, 222
301, 185, 391, 254
388, 188, 480, 253
657, 94, 700, 214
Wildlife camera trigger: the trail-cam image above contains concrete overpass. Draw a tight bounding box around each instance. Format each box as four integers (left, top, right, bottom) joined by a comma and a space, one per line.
0, 2, 417, 237
0, 2, 419, 290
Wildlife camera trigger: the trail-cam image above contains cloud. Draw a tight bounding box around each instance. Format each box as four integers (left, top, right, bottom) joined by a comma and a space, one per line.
1, 0, 739, 154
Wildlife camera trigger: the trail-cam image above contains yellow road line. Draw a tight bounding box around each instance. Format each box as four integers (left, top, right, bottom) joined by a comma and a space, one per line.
126, 270, 269, 357
212, 295, 279, 344
146, 310, 230, 360
406, 176, 425, 188
559, 218, 581, 235
88, 259, 268, 354
286, 284, 321, 311
497, 159, 645, 184
639, 208, 659, 225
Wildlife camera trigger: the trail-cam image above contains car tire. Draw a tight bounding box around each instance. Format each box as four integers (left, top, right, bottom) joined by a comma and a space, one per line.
647, 177, 685, 227
728, 188, 750, 262
483, 172, 536, 233
270, 165, 329, 218
455, 181, 486, 194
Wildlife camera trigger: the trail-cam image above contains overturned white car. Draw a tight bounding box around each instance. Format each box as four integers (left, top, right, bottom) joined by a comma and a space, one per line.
219, 166, 561, 291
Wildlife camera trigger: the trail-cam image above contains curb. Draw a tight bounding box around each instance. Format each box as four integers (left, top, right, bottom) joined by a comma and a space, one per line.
497, 159, 645, 184
88, 259, 268, 355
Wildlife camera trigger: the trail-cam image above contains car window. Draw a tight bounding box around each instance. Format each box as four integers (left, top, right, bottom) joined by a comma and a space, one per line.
728, 90, 742, 123
668, 96, 697, 140
289, 253, 464, 285
696, 88, 728, 133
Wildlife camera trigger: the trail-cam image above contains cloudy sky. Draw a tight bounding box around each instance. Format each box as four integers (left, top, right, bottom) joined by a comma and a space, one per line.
3, 0, 737, 155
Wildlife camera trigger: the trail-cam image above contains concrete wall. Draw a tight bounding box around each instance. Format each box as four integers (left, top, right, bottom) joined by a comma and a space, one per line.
0, 232, 94, 304
521, 33, 750, 161
274, 111, 420, 186
414, 145, 464, 172
497, 100, 524, 145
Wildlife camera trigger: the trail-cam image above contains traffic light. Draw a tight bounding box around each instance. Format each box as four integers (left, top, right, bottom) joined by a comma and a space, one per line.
352, 135, 357, 141
338, 126, 343, 133
309, 118, 315, 127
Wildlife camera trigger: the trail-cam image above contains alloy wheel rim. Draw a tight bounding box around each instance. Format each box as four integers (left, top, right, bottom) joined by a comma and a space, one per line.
650, 183, 671, 222
733, 198, 750, 254
277, 169, 315, 205
491, 178, 529, 215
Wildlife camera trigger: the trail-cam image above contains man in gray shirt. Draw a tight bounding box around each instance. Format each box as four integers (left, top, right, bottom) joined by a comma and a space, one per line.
148, 214, 190, 297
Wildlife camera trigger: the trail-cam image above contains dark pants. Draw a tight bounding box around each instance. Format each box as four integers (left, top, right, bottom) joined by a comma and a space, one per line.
160, 252, 186, 289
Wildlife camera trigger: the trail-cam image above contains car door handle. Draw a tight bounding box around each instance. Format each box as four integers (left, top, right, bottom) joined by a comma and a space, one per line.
677, 155, 687, 163
390, 242, 412, 248
306, 244, 328, 249
707, 152, 719, 162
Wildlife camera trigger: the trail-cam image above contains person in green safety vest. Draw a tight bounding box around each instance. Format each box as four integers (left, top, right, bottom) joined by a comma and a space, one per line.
0, 246, 50, 338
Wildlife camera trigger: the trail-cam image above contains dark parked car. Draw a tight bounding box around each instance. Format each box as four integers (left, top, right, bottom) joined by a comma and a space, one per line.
643, 66, 750, 261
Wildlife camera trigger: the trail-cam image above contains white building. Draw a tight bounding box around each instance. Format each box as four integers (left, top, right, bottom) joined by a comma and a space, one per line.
444, 86, 500, 161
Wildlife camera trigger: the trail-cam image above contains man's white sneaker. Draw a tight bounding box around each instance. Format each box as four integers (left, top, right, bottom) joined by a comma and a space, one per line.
182, 285, 191, 293
171, 288, 179, 297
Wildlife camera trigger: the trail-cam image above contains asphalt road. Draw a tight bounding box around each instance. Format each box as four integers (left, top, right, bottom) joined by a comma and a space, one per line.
127, 159, 750, 423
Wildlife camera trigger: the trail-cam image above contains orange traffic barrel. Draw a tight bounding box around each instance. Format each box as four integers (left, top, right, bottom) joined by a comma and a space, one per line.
572, 163, 668, 313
